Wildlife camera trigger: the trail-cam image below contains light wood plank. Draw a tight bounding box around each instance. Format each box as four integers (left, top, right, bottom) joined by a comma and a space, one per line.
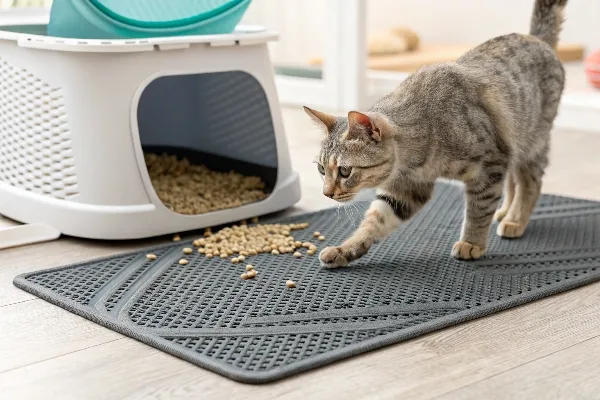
0, 299, 123, 372
438, 336, 600, 400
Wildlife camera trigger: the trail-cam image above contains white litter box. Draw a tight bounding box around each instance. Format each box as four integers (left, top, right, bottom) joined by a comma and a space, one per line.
0, 24, 301, 245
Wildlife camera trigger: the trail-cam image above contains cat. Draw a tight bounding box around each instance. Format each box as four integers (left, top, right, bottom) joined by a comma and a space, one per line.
304, 0, 568, 268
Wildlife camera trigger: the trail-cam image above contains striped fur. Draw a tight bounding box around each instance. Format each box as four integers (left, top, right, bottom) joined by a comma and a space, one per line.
305, 0, 568, 267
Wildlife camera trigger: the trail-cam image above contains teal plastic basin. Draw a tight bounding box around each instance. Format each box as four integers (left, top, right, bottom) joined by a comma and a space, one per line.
47, 0, 252, 39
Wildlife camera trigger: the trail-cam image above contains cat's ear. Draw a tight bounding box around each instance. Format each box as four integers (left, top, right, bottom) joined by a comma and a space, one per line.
347, 111, 382, 142
303, 106, 337, 133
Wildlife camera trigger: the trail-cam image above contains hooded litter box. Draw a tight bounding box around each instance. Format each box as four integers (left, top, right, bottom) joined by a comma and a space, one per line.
0, 24, 301, 241
48, 0, 253, 39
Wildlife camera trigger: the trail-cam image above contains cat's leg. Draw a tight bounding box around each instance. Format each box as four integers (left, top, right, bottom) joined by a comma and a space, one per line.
496, 74, 557, 237
319, 182, 434, 268
497, 160, 544, 238
453, 170, 505, 260
493, 170, 515, 222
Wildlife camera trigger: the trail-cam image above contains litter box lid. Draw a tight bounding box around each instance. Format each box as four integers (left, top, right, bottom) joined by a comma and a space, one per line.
89, 0, 249, 29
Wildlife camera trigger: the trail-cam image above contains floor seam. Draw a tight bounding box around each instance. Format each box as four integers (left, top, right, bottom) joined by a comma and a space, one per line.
431, 333, 600, 399
0, 337, 126, 375
0, 298, 37, 308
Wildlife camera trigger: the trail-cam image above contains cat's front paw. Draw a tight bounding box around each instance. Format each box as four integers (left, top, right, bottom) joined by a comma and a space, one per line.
451, 241, 485, 260
319, 246, 349, 269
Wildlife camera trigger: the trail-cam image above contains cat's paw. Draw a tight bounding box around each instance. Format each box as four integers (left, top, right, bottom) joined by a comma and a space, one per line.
451, 241, 484, 260
496, 220, 525, 238
319, 246, 349, 269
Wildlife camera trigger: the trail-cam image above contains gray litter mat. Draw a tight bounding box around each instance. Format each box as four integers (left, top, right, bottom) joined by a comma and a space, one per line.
13, 182, 600, 384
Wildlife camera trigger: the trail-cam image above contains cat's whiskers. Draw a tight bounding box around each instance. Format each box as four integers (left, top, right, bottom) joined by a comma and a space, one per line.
350, 201, 364, 219
342, 203, 355, 228
347, 203, 356, 226
357, 201, 368, 212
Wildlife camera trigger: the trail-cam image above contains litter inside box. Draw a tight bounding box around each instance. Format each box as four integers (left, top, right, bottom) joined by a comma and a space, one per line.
143, 151, 271, 215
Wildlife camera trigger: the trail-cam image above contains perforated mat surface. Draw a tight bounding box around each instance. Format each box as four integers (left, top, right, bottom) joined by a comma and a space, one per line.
13, 182, 600, 383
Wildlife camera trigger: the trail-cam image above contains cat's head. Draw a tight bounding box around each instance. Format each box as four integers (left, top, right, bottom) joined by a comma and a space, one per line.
304, 106, 396, 202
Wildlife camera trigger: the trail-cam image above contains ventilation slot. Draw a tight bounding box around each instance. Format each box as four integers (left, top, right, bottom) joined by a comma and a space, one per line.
0, 58, 78, 200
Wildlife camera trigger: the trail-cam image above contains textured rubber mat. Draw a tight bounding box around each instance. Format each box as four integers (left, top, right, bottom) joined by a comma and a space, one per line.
13, 182, 600, 384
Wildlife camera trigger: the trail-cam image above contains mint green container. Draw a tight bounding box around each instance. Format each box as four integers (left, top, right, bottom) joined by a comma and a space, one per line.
47, 0, 252, 39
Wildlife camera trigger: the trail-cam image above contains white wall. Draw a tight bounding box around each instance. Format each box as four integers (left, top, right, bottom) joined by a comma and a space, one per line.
241, 0, 600, 65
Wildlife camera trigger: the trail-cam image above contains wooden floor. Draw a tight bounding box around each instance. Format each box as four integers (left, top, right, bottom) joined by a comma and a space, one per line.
2, 107, 600, 400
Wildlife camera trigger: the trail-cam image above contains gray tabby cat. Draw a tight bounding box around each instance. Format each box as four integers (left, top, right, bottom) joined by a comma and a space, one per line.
304, 0, 568, 268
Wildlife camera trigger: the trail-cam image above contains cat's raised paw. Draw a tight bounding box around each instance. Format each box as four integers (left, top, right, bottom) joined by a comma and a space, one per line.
497, 220, 525, 238
319, 246, 349, 269
451, 241, 484, 260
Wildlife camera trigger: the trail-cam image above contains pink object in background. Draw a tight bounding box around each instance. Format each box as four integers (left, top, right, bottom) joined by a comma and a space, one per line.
584, 49, 600, 89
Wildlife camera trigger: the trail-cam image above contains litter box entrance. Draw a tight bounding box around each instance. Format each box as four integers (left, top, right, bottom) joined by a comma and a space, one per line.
136, 70, 278, 215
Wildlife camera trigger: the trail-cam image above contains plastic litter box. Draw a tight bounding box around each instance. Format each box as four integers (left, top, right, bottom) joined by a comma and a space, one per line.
0, 23, 301, 245
48, 0, 253, 39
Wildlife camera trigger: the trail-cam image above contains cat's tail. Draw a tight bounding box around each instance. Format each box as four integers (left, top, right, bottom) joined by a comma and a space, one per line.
529, 0, 568, 49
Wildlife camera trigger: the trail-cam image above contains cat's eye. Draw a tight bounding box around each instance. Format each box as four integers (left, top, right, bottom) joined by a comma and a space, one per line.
339, 166, 352, 178
317, 163, 325, 175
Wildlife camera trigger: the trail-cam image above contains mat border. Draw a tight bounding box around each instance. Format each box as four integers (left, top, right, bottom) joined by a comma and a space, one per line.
12, 184, 600, 384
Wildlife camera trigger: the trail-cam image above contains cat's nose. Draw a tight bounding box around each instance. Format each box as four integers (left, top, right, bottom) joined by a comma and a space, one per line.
323, 189, 334, 198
